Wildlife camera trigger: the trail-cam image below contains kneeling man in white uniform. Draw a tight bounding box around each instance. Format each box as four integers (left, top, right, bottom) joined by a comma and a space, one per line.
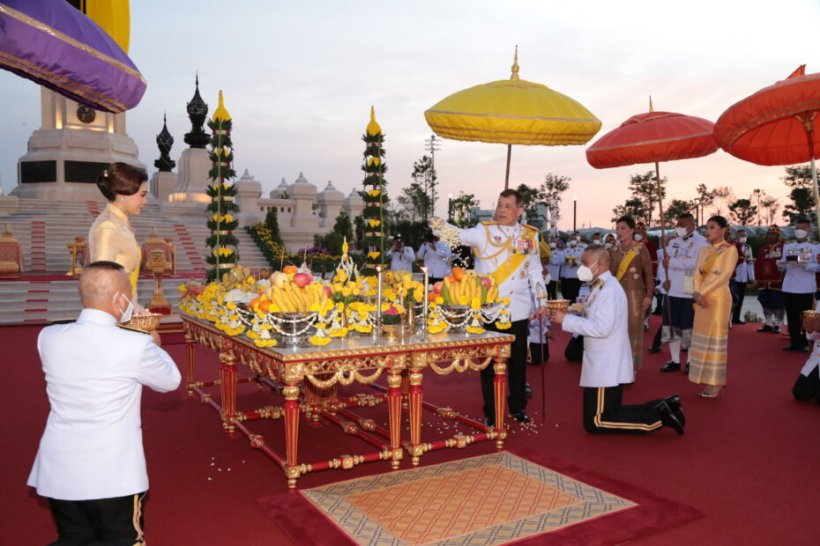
549, 246, 685, 435
28, 261, 181, 545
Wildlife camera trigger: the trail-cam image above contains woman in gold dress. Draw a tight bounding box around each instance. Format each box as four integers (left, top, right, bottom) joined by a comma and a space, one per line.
689, 215, 738, 397
88, 163, 149, 299
610, 216, 654, 375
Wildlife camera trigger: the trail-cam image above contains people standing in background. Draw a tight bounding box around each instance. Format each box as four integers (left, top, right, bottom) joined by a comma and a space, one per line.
648, 233, 675, 353
688, 216, 737, 398
546, 238, 563, 300
560, 232, 585, 304
660, 213, 709, 375
777, 218, 820, 352
610, 216, 654, 376
389, 235, 415, 272
731, 228, 755, 325
417, 230, 451, 284
604, 233, 617, 250
755, 226, 786, 334
89, 163, 149, 299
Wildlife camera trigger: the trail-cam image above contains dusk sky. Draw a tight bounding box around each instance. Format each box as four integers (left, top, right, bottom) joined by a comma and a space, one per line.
1, 0, 818, 230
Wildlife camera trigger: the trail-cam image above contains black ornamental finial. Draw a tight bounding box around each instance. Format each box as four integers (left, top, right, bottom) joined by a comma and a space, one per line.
154, 112, 176, 172
184, 72, 210, 148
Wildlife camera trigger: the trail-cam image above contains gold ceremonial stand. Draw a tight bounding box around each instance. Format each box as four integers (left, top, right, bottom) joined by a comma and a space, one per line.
65, 237, 85, 276
182, 317, 512, 488
147, 249, 171, 314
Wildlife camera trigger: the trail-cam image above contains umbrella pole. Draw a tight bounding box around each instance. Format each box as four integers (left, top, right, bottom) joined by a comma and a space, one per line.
803, 119, 820, 239
504, 145, 512, 189
655, 161, 675, 342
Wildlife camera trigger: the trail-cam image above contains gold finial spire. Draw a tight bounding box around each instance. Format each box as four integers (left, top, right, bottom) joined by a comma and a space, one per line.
366, 105, 382, 136
510, 45, 520, 81
649, 95, 654, 112
213, 90, 231, 122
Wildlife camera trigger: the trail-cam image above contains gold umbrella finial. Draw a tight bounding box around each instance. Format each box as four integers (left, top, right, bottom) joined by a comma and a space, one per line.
366, 105, 382, 136
649, 95, 654, 113
213, 90, 231, 122
510, 45, 520, 81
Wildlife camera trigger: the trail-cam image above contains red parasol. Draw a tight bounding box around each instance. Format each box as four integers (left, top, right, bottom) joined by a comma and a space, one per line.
714, 65, 820, 234
586, 100, 718, 234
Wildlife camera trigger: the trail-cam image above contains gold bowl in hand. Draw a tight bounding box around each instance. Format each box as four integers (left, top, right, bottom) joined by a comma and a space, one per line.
123, 313, 162, 332
546, 299, 570, 312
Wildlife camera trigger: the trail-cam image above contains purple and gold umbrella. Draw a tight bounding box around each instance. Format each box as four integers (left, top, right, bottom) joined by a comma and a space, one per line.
0, 0, 146, 113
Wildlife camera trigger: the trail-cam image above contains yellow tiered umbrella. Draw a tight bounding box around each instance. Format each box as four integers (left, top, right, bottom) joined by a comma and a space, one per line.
424, 47, 602, 188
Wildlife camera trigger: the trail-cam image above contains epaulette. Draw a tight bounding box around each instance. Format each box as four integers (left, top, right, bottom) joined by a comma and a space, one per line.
522, 224, 538, 233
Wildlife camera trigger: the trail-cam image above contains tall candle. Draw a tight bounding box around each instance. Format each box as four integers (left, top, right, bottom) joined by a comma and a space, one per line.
421, 266, 429, 325
375, 265, 382, 327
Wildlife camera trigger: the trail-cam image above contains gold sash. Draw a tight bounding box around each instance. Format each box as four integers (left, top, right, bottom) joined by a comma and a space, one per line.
488, 227, 536, 287
700, 243, 727, 276
615, 248, 638, 281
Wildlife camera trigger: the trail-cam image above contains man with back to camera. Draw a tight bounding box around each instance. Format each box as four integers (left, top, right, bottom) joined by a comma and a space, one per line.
549, 246, 685, 435
431, 189, 548, 425
28, 261, 181, 545
660, 213, 708, 374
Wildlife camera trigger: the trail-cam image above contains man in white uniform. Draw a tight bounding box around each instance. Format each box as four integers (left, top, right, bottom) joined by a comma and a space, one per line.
549, 246, 685, 435
560, 233, 585, 304
389, 235, 415, 272
660, 213, 708, 374
416, 230, 451, 284
793, 301, 820, 403
28, 261, 181, 545
731, 229, 756, 325
433, 189, 548, 425
777, 218, 820, 352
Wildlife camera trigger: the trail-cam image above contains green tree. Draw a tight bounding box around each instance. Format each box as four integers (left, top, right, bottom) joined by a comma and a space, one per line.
410, 155, 437, 222
783, 187, 815, 224
515, 183, 543, 226
694, 183, 715, 225
760, 195, 780, 226
450, 191, 480, 228
710, 186, 735, 216
782, 165, 813, 189
264, 207, 284, 247
612, 198, 647, 223
728, 198, 758, 225
662, 199, 694, 225
396, 182, 430, 222
627, 171, 667, 226
539, 173, 571, 233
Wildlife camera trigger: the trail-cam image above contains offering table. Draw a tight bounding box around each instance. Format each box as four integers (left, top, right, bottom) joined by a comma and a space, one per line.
181, 316, 513, 488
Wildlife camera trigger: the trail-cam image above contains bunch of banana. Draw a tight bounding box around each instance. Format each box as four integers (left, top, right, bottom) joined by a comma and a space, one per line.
220, 264, 254, 289
438, 269, 497, 306
263, 281, 330, 313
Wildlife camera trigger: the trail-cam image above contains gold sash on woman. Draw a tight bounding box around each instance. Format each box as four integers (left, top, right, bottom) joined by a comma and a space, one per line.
700, 243, 728, 276
616, 248, 638, 281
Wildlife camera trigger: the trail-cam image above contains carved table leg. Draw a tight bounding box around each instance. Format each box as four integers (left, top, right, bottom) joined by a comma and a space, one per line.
386, 368, 404, 469
283, 384, 301, 488
408, 369, 424, 465
400, 368, 410, 409
184, 330, 195, 397
493, 357, 508, 448
218, 350, 237, 434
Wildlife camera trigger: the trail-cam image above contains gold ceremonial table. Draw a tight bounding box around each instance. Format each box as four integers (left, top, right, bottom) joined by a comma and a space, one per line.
182, 317, 513, 488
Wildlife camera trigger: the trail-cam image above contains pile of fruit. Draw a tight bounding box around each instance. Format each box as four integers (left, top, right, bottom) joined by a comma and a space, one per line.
249, 265, 331, 314
433, 268, 498, 307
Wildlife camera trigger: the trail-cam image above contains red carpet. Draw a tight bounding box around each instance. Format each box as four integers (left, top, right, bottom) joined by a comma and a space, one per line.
2, 317, 819, 545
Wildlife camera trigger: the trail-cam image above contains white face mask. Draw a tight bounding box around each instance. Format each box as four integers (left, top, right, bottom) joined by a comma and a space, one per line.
604, 242, 612, 249
675, 227, 688, 238
592, 238, 601, 244
634, 234, 643, 241
795, 228, 808, 240
577, 264, 595, 282
569, 240, 577, 247
117, 292, 134, 323
549, 242, 556, 249
738, 236, 747, 243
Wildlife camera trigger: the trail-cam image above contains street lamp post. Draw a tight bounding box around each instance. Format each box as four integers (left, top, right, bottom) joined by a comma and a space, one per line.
573, 197, 577, 232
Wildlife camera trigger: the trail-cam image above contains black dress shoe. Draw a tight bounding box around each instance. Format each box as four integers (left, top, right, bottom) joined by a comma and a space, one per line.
484, 417, 495, 428
524, 384, 533, 399
684, 363, 690, 375
773, 326, 781, 334
783, 345, 804, 352
655, 401, 685, 435
513, 411, 531, 424
648, 345, 661, 353
732, 319, 746, 325
663, 394, 686, 426
757, 325, 774, 333
660, 361, 681, 372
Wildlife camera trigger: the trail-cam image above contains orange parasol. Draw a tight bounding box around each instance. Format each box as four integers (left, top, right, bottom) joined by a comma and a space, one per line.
586, 99, 718, 234
714, 65, 820, 234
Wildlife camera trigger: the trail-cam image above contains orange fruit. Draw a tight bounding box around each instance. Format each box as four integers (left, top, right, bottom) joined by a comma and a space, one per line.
250, 298, 261, 310
259, 300, 271, 313
452, 267, 465, 282
282, 265, 298, 275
